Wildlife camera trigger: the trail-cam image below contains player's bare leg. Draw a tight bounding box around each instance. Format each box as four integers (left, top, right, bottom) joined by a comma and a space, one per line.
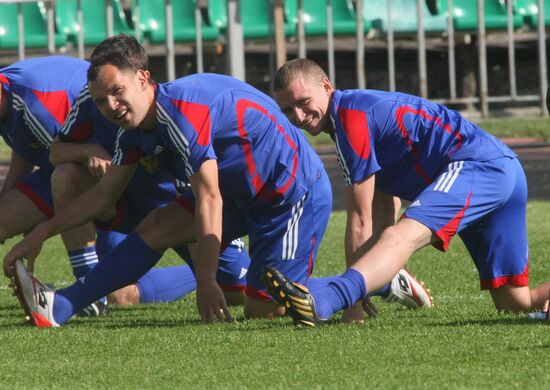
51, 162, 102, 253
0, 189, 48, 243
490, 283, 550, 312
243, 296, 285, 319
353, 218, 434, 293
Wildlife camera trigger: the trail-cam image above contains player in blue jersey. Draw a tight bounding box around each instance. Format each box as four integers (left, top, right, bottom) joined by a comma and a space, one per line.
3, 34, 332, 327
0, 56, 248, 314
263, 58, 550, 327
50, 85, 249, 306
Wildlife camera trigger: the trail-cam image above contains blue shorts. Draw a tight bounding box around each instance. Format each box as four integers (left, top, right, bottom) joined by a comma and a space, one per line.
403, 157, 529, 290
15, 168, 54, 218
176, 168, 333, 301
96, 180, 177, 234
174, 239, 250, 291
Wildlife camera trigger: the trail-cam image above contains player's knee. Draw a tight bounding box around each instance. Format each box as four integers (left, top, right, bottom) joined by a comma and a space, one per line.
490, 285, 532, 312
51, 163, 85, 195
243, 296, 285, 319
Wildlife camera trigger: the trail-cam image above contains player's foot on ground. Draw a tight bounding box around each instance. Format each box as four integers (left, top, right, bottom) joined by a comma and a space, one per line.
9, 259, 59, 328
383, 268, 433, 309
77, 300, 109, 317
262, 266, 326, 327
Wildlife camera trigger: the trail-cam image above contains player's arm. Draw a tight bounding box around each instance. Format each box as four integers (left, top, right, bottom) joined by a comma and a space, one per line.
189, 158, 232, 323
3, 163, 136, 276
50, 136, 112, 179
0, 150, 34, 197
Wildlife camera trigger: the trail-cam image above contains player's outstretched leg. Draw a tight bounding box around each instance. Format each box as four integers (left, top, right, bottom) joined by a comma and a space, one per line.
10, 259, 58, 328
262, 266, 326, 327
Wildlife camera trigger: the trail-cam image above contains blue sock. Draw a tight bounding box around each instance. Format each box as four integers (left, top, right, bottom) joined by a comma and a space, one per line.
310, 268, 367, 320
304, 275, 340, 293
95, 230, 127, 259
53, 232, 162, 324
136, 265, 197, 303
68, 246, 98, 279
368, 282, 391, 298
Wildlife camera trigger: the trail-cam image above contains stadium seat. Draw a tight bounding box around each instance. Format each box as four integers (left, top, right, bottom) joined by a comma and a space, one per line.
132, 0, 219, 43
55, 0, 132, 46
431, 0, 524, 30
0, 2, 66, 49
285, 0, 371, 36
207, 0, 295, 39
363, 0, 447, 34
514, 0, 550, 27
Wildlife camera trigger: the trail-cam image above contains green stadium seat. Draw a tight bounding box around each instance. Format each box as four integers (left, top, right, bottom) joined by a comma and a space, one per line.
364, 0, 447, 34
432, 0, 524, 30
514, 0, 550, 27
0, 3, 66, 50
208, 0, 296, 39
132, 0, 219, 43
56, 0, 132, 46
284, 0, 371, 36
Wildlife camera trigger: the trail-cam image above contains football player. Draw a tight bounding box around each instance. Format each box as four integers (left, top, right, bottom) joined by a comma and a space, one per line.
263, 58, 550, 326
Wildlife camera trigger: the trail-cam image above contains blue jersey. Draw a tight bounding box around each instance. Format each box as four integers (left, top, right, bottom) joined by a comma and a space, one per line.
330, 89, 516, 200
113, 74, 324, 209
0, 56, 89, 171
60, 85, 176, 202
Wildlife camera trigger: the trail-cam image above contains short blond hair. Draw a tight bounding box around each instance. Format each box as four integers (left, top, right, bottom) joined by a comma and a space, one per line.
273, 58, 329, 92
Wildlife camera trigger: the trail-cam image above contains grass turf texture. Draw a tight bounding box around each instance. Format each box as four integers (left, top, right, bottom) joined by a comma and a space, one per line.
1, 203, 550, 388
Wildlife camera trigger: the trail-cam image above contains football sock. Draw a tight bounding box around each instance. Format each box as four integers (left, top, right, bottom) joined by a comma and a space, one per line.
367, 282, 391, 298
95, 229, 127, 259
304, 275, 340, 293
68, 246, 98, 279
136, 265, 197, 303
309, 268, 367, 319
53, 232, 162, 324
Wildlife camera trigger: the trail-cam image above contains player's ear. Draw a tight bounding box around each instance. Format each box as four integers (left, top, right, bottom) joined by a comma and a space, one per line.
136, 69, 150, 90
321, 77, 333, 96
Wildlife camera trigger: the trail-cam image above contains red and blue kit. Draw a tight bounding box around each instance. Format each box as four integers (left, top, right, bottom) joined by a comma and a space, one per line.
0, 56, 89, 217
113, 74, 332, 299
330, 89, 527, 289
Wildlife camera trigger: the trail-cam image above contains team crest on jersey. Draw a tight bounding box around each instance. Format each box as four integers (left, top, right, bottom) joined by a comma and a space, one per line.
139, 155, 159, 174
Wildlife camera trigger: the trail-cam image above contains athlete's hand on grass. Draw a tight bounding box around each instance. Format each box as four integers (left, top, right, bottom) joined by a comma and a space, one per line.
3, 232, 44, 277
196, 280, 233, 323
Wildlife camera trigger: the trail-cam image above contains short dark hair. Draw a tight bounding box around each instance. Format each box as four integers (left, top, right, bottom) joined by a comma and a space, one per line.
273, 58, 329, 92
88, 34, 149, 82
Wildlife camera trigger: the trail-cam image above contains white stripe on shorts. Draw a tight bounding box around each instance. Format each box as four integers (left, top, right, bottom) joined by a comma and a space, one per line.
282, 194, 307, 261
433, 161, 463, 193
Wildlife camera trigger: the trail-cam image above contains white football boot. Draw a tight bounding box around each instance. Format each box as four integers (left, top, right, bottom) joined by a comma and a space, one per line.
382, 268, 433, 309
10, 259, 59, 328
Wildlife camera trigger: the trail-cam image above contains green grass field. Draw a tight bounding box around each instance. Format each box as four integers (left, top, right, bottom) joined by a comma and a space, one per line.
1, 204, 550, 389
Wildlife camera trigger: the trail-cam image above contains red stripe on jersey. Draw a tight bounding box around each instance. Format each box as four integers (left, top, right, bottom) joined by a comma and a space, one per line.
395, 106, 463, 184
0, 74, 9, 85
236, 99, 299, 202
337, 107, 371, 159
480, 263, 529, 290
172, 99, 211, 146
32, 90, 70, 125
434, 192, 472, 252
